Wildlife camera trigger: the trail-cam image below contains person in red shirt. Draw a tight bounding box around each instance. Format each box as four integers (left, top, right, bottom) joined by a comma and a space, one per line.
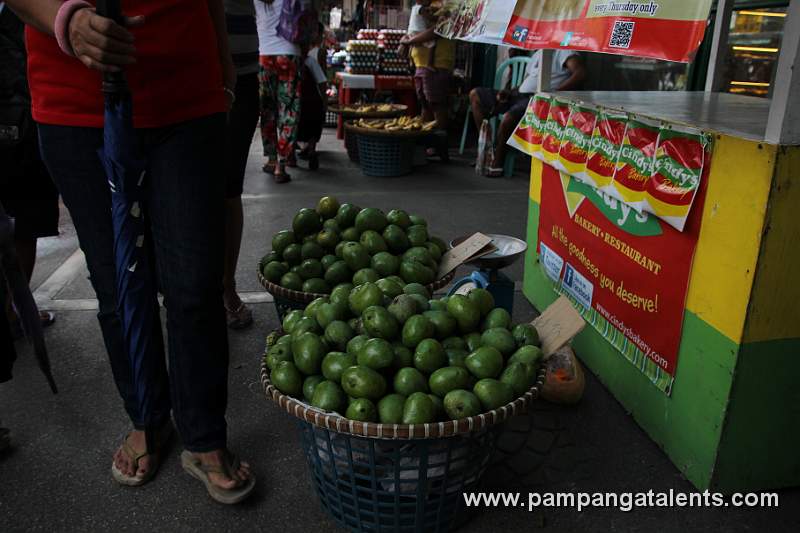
5, 0, 255, 503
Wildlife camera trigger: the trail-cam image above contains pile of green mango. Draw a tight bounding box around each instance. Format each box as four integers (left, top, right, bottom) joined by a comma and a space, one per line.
265, 281, 545, 424
260, 196, 448, 294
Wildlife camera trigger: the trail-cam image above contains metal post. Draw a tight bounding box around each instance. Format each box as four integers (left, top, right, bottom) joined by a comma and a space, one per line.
766, 1, 800, 145
537, 49, 553, 92
704, 0, 733, 92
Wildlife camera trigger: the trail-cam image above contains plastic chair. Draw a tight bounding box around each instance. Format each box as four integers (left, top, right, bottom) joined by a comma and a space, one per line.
459, 56, 533, 176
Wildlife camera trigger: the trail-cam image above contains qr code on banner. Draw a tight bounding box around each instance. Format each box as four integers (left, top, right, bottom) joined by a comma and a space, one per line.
609, 20, 635, 49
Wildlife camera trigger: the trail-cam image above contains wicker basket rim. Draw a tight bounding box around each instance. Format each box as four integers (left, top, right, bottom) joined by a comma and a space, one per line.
344, 122, 430, 138
329, 104, 408, 117
257, 268, 455, 304
260, 357, 545, 440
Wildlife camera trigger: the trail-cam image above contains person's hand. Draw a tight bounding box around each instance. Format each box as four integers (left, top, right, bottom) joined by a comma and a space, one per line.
400, 34, 410, 45
68, 8, 144, 72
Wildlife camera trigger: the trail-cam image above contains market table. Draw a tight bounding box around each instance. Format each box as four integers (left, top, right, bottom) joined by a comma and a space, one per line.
334, 72, 418, 139
522, 91, 799, 493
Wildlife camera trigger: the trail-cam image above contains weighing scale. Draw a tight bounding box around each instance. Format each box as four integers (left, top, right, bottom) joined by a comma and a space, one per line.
446, 234, 528, 314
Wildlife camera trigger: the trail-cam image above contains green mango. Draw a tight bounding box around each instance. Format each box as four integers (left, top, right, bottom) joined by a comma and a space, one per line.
473, 378, 514, 410
464, 346, 504, 379
402, 392, 436, 424
341, 242, 371, 272
443, 389, 482, 420
341, 365, 387, 400
291, 332, 327, 376
356, 338, 395, 370
377, 393, 407, 423
311, 380, 346, 412
271, 230, 295, 256
335, 203, 360, 228
402, 315, 435, 348
348, 282, 384, 316
428, 366, 472, 398
354, 207, 388, 234
393, 367, 429, 396
346, 398, 377, 422
359, 230, 388, 255
321, 351, 356, 382
271, 361, 303, 397
413, 338, 446, 374
292, 208, 322, 237
362, 306, 400, 340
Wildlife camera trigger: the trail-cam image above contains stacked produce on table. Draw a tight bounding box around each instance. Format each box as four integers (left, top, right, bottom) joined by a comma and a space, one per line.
262, 198, 545, 425
356, 29, 380, 40
378, 29, 408, 75
345, 38, 379, 74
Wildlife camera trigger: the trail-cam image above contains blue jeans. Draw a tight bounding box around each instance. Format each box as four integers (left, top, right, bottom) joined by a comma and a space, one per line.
38, 114, 229, 452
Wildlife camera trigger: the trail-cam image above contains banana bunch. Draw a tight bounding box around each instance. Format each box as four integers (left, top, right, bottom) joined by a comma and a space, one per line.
342, 103, 401, 113
356, 116, 439, 132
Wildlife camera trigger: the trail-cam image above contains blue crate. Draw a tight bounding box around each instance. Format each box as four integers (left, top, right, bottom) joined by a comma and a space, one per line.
357, 134, 416, 177
298, 420, 498, 532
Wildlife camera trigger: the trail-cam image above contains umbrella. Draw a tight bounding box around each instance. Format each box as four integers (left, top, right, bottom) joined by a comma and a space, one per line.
0, 200, 58, 393
96, 0, 165, 434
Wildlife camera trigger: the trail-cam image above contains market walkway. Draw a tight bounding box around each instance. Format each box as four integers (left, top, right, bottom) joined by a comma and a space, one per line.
2, 132, 797, 532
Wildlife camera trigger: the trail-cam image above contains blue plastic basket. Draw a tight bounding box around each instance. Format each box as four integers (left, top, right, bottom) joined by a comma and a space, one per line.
299, 420, 497, 532
345, 129, 361, 162
261, 347, 546, 533
356, 132, 417, 178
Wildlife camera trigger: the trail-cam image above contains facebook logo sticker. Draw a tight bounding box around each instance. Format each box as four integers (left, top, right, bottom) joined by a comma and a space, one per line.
511, 26, 529, 42
562, 264, 593, 309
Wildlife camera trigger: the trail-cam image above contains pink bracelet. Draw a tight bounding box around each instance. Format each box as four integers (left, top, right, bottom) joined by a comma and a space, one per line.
54, 0, 92, 57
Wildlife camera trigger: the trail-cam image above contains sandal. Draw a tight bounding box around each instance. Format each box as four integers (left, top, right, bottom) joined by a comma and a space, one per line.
111, 421, 174, 486
273, 171, 291, 184
485, 166, 504, 178
181, 450, 256, 505
226, 302, 253, 330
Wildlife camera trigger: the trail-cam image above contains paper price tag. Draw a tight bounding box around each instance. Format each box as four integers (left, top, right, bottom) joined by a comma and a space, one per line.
437, 232, 494, 279
532, 296, 586, 356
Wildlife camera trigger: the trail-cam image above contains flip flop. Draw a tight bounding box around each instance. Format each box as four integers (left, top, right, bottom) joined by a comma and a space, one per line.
485, 167, 505, 178
181, 450, 256, 505
111, 421, 174, 486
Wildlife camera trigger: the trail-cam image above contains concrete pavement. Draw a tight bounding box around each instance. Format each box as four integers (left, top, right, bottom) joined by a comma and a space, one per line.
1, 131, 797, 532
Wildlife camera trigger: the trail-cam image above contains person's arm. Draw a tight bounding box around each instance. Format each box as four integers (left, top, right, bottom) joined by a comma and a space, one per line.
206, 0, 236, 108
556, 55, 586, 91
4, 0, 60, 33
6, 0, 141, 73
401, 26, 435, 45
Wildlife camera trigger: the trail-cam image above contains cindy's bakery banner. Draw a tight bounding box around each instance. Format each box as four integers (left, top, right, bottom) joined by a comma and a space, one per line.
503, 0, 712, 62
537, 165, 708, 394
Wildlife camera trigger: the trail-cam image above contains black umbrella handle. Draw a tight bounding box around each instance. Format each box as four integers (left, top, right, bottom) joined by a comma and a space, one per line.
95, 0, 128, 95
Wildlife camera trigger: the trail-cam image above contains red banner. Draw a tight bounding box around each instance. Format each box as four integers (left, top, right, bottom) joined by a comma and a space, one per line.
537, 164, 707, 390
504, 0, 712, 63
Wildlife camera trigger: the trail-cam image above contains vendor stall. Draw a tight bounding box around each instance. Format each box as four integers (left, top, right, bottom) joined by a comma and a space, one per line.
517, 0, 800, 492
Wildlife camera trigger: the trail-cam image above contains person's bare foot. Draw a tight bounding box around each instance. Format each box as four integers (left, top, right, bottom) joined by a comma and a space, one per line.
113, 430, 154, 478
192, 450, 253, 490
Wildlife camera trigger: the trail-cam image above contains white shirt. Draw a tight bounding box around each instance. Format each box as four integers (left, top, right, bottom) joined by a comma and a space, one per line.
407, 4, 427, 34
254, 0, 300, 56
518, 49, 579, 93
